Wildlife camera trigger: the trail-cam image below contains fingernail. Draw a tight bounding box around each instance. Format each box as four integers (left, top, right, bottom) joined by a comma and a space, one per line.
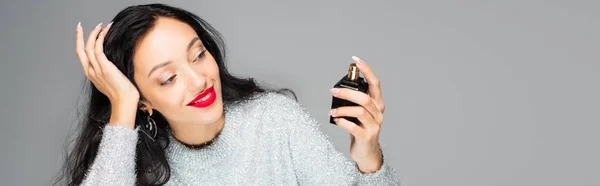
329, 109, 336, 116
107, 21, 113, 27
352, 56, 365, 65
95, 22, 103, 29
330, 88, 339, 94
76, 22, 81, 31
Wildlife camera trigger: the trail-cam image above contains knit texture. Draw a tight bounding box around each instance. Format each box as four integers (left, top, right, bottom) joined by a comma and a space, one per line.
81, 92, 401, 185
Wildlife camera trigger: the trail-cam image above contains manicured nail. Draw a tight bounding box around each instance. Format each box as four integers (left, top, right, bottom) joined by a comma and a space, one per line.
330, 88, 339, 94
107, 21, 113, 27
329, 109, 336, 116
352, 56, 365, 65
95, 22, 103, 29
76, 22, 81, 31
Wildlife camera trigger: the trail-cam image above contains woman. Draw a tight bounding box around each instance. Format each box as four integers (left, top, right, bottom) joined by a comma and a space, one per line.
58, 3, 400, 186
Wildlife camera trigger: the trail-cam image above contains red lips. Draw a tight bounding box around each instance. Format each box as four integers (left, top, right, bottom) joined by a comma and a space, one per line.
186, 85, 216, 108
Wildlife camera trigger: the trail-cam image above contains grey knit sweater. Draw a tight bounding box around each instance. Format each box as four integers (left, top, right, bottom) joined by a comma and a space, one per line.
81, 92, 401, 185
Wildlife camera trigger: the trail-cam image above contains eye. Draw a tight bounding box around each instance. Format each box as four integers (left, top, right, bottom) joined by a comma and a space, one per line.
160, 75, 177, 86
193, 50, 207, 63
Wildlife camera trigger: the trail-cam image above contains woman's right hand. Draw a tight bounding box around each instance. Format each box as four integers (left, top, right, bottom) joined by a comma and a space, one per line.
76, 22, 140, 128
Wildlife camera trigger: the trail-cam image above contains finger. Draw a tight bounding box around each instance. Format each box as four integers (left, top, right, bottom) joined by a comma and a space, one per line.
87, 66, 97, 81
334, 118, 366, 139
95, 22, 113, 71
85, 22, 104, 71
75, 22, 90, 77
331, 88, 383, 123
352, 56, 385, 112
330, 106, 381, 127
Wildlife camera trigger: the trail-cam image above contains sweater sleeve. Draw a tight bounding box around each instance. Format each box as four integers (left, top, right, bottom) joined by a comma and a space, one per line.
80, 124, 139, 186
273, 93, 401, 185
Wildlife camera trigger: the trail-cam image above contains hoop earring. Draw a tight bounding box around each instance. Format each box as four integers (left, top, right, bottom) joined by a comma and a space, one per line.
145, 115, 158, 139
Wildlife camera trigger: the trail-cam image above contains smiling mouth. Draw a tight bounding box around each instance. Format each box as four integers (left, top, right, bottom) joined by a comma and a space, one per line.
192, 91, 212, 104
186, 85, 215, 107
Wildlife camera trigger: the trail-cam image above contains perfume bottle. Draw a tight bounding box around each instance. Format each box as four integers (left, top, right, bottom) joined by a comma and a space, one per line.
330, 63, 369, 125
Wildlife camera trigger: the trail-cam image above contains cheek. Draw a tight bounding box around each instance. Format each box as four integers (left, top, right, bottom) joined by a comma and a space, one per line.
151, 83, 186, 110
204, 53, 220, 79
209, 59, 221, 91
210, 61, 220, 79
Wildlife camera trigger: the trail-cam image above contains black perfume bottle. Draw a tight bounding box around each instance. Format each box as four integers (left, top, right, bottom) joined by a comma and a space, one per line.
330, 63, 369, 125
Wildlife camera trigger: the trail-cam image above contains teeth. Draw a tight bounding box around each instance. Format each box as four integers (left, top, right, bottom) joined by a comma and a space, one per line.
193, 92, 211, 104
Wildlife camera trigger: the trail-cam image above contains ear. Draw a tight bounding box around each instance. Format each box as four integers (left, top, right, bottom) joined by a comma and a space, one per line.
138, 100, 153, 116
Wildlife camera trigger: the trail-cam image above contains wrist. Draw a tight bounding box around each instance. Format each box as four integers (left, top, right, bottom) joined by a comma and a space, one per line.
357, 146, 384, 173
108, 101, 138, 129
111, 94, 139, 105
357, 158, 383, 173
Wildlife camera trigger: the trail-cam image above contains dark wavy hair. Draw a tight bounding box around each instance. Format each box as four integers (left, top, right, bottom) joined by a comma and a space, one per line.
55, 3, 295, 186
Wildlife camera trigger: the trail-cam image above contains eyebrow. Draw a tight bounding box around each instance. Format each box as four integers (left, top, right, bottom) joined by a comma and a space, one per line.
147, 37, 201, 78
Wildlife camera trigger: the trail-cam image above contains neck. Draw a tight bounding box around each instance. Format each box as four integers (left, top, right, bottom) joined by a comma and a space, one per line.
169, 114, 226, 145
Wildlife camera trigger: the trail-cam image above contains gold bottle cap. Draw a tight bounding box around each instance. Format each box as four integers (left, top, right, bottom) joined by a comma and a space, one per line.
347, 63, 359, 82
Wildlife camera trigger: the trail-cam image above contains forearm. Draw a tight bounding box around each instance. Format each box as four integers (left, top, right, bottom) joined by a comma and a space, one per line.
275, 92, 401, 185
80, 124, 139, 186
108, 100, 138, 129
356, 146, 401, 185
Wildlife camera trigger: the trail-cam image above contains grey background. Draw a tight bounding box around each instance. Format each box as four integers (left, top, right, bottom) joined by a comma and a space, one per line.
0, 0, 598, 185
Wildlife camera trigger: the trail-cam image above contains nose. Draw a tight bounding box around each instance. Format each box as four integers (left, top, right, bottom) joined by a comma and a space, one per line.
183, 66, 206, 94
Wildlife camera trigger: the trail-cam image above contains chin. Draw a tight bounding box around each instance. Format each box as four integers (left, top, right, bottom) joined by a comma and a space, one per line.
197, 95, 224, 125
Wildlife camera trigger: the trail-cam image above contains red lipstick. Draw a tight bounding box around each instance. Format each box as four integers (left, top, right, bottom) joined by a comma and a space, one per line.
186, 85, 216, 108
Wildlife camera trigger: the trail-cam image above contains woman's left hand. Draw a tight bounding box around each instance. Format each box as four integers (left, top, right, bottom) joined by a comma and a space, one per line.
329, 56, 386, 173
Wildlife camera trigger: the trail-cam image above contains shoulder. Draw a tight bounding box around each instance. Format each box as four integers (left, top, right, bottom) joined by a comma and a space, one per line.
237, 91, 301, 112
255, 91, 306, 116
234, 91, 316, 130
